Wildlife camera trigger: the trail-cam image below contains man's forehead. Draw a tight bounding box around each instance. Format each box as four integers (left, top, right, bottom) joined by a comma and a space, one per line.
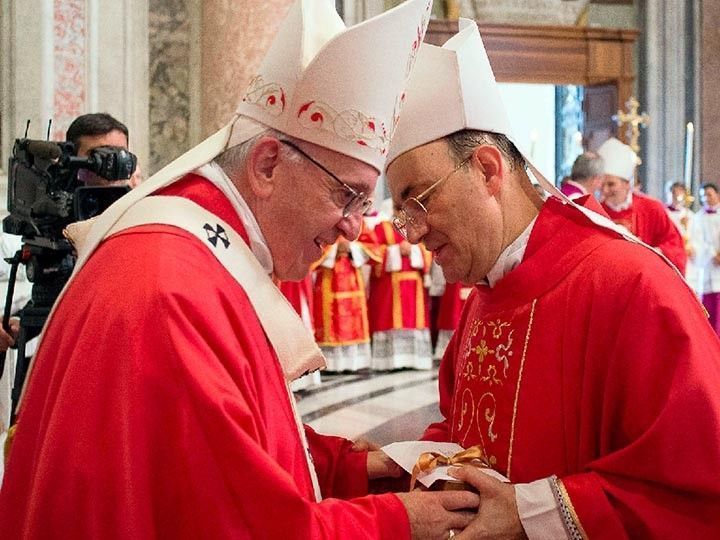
78, 130, 128, 150
386, 142, 448, 201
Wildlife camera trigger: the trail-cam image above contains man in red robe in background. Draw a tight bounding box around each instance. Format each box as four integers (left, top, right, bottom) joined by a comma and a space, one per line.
433, 280, 472, 359
0, 2, 480, 538
385, 19, 720, 539
368, 211, 433, 370
598, 137, 687, 273
313, 228, 379, 371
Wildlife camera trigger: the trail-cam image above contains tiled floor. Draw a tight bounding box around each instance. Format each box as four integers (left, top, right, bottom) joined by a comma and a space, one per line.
296, 367, 443, 446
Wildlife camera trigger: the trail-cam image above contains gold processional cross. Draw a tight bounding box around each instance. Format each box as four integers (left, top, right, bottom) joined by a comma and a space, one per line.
612, 96, 650, 155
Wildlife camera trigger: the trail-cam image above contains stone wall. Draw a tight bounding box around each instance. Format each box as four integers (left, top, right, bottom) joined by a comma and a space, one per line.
148, 0, 194, 173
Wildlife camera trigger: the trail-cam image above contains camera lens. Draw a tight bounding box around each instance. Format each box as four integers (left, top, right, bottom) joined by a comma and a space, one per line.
79, 195, 100, 219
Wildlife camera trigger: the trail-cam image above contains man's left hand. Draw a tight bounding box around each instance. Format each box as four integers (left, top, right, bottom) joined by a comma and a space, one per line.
449, 466, 527, 540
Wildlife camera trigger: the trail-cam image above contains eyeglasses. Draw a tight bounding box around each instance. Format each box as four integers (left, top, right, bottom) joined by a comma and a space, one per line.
279, 139, 373, 218
392, 157, 470, 239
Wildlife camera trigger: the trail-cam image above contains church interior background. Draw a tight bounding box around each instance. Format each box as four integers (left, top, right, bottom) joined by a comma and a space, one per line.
1, 0, 719, 444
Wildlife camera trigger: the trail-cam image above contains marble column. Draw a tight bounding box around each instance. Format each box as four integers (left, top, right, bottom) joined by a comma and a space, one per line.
200, 0, 295, 138
148, 0, 195, 173
699, 0, 720, 186
638, 0, 695, 199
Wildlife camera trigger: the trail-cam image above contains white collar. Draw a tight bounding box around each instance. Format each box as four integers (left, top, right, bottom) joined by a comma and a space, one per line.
604, 190, 633, 212
196, 162, 274, 274
484, 217, 537, 288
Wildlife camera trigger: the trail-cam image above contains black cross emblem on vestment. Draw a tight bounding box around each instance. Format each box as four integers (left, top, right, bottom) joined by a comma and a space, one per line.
203, 223, 230, 248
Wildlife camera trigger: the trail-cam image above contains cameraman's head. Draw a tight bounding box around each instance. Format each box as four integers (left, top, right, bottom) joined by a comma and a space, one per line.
66, 113, 141, 187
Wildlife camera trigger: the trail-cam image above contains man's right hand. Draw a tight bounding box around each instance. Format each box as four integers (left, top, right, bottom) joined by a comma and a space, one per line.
396, 490, 480, 540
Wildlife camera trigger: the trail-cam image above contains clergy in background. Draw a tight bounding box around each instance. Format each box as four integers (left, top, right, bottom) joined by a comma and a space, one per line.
560, 151, 604, 200
696, 182, 720, 333
312, 229, 378, 372
385, 18, 720, 539
599, 137, 688, 273
665, 181, 701, 294
368, 203, 433, 370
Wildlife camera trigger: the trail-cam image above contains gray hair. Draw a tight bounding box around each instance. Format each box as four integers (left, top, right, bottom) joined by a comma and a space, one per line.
570, 152, 604, 181
445, 129, 526, 171
215, 128, 301, 176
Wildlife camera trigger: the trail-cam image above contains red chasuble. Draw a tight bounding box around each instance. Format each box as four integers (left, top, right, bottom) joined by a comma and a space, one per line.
368, 221, 432, 332
0, 175, 409, 539
602, 191, 687, 273
312, 231, 377, 347
423, 197, 720, 538
436, 281, 470, 331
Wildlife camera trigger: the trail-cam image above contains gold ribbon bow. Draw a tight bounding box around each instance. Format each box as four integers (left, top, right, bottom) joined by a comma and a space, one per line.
409, 445, 492, 490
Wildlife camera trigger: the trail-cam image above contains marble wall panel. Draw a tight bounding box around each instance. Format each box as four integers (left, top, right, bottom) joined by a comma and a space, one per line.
148, 0, 191, 173
700, 2, 720, 183
53, 0, 86, 140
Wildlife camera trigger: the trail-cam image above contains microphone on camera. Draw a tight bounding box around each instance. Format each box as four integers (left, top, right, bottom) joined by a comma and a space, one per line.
24, 140, 63, 160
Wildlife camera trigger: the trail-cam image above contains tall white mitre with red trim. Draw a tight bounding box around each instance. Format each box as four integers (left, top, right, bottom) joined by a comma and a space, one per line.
237, 0, 432, 171
387, 18, 517, 167
385, 18, 675, 255
148, 0, 432, 185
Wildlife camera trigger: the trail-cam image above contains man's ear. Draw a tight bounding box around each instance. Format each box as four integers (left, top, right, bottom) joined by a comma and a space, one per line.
246, 137, 282, 198
470, 144, 505, 196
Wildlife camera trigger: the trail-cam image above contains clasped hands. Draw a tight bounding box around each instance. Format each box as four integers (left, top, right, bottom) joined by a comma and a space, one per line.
353, 439, 526, 540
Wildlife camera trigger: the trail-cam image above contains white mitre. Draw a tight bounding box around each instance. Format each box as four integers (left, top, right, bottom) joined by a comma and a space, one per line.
384, 18, 688, 274
597, 137, 639, 185
149, 0, 432, 187
387, 18, 557, 193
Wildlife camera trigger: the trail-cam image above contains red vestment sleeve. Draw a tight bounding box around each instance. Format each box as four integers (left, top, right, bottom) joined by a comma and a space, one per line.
304, 425, 369, 499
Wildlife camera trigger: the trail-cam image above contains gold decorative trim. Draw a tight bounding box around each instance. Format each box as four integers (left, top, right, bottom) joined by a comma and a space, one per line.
555, 477, 589, 540
320, 269, 333, 341
506, 298, 536, 479
391, 271, 424, 329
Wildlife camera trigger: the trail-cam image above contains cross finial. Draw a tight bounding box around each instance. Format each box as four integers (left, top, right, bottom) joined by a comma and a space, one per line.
612, 96, 650, 154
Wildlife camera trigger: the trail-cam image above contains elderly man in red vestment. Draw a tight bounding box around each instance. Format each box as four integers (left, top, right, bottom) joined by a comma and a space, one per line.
598, 137, 687, 273
384, 19, 720, 539
559, 151, 604, 201
0, 2, 481, 539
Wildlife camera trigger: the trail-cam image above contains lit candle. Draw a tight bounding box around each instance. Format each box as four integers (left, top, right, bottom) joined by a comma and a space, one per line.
684, 122, 694, 189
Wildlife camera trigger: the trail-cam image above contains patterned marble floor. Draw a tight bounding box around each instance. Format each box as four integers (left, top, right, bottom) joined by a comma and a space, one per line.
295, 366, 443, 446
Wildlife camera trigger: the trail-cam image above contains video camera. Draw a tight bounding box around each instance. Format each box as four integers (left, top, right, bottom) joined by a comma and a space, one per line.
3, 138, 136, 244
0, 138, 137, 418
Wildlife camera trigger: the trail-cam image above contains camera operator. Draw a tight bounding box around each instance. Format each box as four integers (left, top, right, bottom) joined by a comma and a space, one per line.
1, 112, 140, 482
66, 112, 142, 188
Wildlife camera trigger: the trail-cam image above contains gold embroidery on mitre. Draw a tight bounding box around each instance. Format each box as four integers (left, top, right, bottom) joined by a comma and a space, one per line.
242, 75, 286, 116
297, 101, 389, 154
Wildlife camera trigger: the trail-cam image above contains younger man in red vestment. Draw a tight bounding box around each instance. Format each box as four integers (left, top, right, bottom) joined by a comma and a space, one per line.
598, 137, 687, 273
0, 2, 480, 539
385, 19, 720, 539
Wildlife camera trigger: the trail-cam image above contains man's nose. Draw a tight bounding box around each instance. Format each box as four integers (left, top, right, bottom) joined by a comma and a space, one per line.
406, 222, 428, 245
338, 212, 362, 241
